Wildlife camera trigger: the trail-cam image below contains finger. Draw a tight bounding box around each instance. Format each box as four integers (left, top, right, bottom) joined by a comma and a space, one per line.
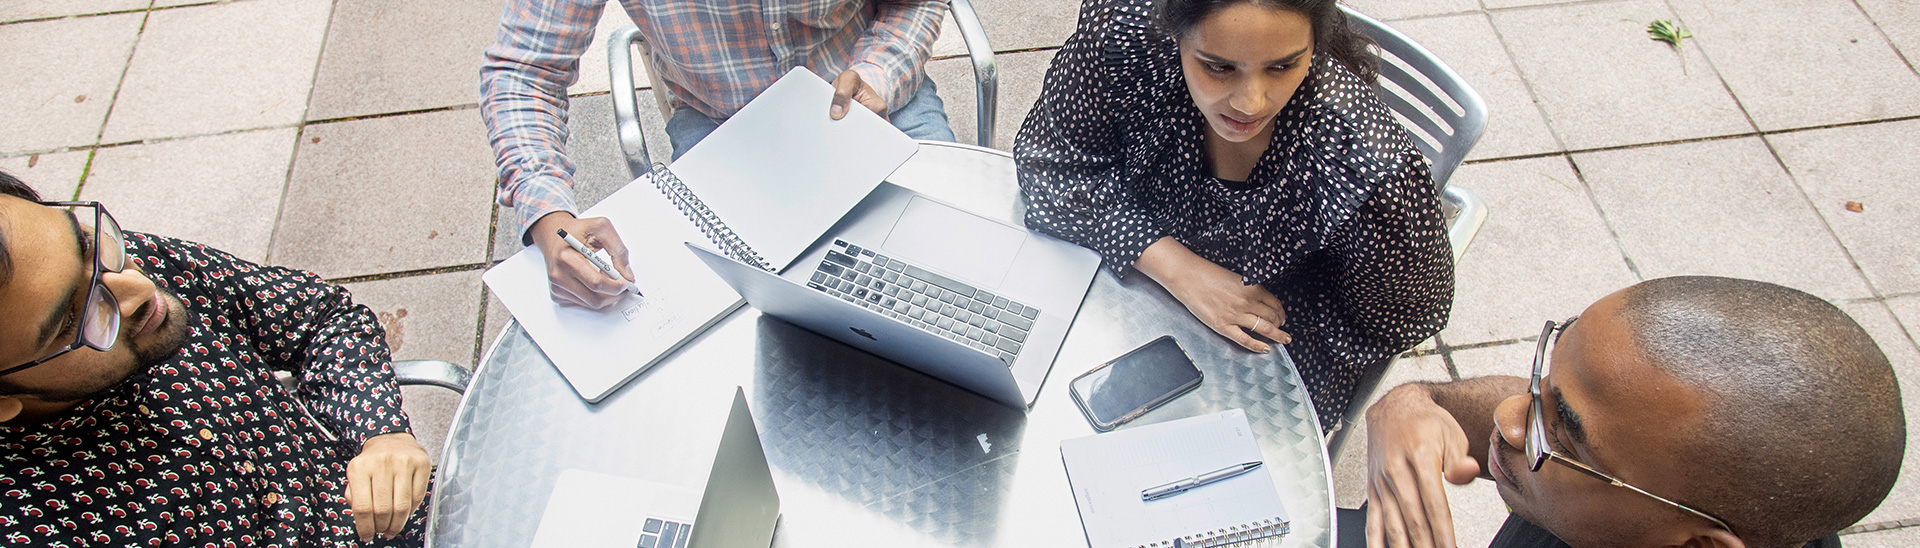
1217, 319, 1271, 354
548, 280, 591, 308
830, 70, 860, 120
349, 464, 375, 541
1367, 492, 1385, 548
386, 469, 414, 536
585, 222, 636, 282
1385, 463, 1436, 548
411, 464, 432, 513
1416, 460, 1459, 548
857, 89, 889, 119
1246, 310, 1293, 345
1374, 479, 1411, 548
558, 252, 627, 300
372, 469, 397, 537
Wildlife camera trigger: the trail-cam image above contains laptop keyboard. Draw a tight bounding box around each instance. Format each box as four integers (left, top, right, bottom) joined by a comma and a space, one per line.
639, 517, 690, 548
807, 239, 1040, 365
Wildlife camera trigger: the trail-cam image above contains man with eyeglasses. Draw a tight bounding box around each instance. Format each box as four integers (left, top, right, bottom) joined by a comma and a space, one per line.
1362, 276, 1903, 548
0, 170, 431, 546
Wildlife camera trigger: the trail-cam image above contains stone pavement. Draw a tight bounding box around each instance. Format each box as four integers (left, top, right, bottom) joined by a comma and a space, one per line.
3, 0, 1916, 544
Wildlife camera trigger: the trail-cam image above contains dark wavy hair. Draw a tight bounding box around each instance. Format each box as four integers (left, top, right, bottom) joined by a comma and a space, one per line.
1153, 0, 1378, 83
0, 168, 43, 289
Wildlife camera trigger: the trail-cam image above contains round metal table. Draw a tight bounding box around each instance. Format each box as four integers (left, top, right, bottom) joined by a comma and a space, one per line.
427, 142, 1337, 547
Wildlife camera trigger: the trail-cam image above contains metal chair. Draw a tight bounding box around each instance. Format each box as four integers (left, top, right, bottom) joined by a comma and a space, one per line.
277, 359, 473, 394
1323, 8, 1492, 456
609, 0, 999, 176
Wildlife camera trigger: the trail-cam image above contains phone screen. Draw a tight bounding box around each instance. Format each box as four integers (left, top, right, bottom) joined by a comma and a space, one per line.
1070, 336, 1203, 430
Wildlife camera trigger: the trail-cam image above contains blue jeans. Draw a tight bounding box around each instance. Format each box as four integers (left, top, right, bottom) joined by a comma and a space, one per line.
666, 75, 955, 160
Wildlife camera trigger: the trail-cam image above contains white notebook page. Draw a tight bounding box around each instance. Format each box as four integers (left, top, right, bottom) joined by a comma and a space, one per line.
1060, 410, 1290, 548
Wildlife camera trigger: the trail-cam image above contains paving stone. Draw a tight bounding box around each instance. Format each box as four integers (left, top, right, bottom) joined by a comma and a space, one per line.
970, 0, 1077, 52
1492, 0, 1751, 150
1387, 14, 1560, 162
102, 0, 331, 143
0, 150, 92, 200
489, 92, 669, 262
1889, 295, 1920, 344
0, 13, 142, 153
272, 109, 495, 278
306, 0, 507, 119
0, 0, 147, 24
1444, 479, 1512, 548
1769, 119, 1920, 296
1855, 0, 1920, 67
1441, 157, 1638, 346
338, 270, 485, 465
1841, 526, 1920, 548
1670, 0, 1920, 131
1344, 0, 1480, 23
340, 270, 486, 367
1840, 300, 1920, 527
1448, 340, 1537, 380
1330, 354, 1455, 508
929, 48, 1054, 151
79, 128, 298, 263
1574, 137, 1875, 301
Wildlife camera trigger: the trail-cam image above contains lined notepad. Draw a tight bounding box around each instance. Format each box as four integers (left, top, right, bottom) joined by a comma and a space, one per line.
1061, 410, 1290, 548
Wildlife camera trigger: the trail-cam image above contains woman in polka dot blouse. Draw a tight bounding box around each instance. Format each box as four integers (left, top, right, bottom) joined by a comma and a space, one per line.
1015, 0, 1454, 428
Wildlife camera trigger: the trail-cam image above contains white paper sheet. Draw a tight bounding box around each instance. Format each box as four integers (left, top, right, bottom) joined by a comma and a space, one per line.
482, 173, 745, 402
1060, 410, 1290, 548
668, 66, 919, 272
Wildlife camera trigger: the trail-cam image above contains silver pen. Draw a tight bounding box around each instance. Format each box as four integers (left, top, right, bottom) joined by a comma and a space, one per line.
1141, 461, 1263, 501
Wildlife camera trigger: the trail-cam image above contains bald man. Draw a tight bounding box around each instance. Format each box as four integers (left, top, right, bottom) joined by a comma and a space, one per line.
1364, 276, 1904, 548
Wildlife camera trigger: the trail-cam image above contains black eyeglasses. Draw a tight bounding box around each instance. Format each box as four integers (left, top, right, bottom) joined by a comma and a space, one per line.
1528, 317, 1735, 534
0, 202, 128, 378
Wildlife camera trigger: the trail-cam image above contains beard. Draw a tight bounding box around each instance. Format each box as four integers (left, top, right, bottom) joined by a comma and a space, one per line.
0, 285, 190, 403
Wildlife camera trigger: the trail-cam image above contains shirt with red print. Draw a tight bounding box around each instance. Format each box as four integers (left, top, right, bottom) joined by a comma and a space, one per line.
0, 233, 424, 547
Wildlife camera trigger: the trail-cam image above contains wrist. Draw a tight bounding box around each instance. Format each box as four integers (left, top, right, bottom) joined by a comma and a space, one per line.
529, 211, 576, 250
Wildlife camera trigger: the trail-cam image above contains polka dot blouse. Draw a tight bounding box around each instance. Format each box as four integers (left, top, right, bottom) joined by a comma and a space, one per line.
1014, 0, 1454, 428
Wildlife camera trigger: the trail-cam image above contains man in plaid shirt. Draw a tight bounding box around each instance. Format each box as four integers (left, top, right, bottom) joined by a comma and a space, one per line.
481, 0, 954, 311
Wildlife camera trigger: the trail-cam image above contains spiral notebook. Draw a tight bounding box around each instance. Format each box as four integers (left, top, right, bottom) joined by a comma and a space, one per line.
483, 67, 919, 402
1061, 409, 1290, 548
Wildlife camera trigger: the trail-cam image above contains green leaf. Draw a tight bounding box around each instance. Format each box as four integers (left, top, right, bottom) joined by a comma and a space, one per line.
1646, 19, 1694, 73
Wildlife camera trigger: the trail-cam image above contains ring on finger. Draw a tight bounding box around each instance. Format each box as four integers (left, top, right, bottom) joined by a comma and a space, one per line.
1252, 317, 1263, 331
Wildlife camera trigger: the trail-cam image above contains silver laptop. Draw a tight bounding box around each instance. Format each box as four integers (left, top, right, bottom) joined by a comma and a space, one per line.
529, 387, 779, 548
688, 182, 1102, 409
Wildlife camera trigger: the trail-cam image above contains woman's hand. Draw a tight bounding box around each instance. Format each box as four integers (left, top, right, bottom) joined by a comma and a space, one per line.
1135, 237, 1291, 353
347, 432, 432, 541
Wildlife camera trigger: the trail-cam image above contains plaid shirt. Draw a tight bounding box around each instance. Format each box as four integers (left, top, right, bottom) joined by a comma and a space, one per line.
481, 0, 947, 240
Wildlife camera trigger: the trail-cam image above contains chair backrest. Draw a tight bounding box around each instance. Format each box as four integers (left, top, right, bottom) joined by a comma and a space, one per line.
1340, 7, 1486, 189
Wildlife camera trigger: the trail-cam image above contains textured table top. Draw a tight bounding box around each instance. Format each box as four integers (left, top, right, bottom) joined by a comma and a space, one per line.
427, 142, 1335, 548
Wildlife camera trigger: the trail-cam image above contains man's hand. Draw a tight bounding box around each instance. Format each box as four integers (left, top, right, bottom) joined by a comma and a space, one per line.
1365, 385, 1482, 548
1135, 237, 1291, 353
347, 432, 432, 541
830, 70, 889, 120
530, 212, 635, 310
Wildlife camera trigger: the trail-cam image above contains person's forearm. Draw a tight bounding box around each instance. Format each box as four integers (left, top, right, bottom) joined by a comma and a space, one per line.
1396, 376, 1527, 472
480, 0, 605, 236
1135, 236, 1196, 288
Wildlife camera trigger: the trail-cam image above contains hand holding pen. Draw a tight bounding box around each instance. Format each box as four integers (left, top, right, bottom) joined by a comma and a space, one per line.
558, 229, 643, 297
528, 212, 638, 309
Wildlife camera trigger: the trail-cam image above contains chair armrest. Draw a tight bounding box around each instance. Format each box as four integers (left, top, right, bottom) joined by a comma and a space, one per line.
609, 25, 654, 178
393, 360, 473, 394
948, 0, 998, 147
1441, 184, 1487, 263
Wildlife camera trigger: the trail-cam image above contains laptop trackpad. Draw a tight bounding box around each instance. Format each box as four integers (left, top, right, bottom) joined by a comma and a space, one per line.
880, 197, 1025, 287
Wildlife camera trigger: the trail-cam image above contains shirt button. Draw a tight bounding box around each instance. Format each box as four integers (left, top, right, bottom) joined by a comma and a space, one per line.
264, 492, 280, 505
138, 405, 151, 415
243, 462, 256, 474
770, 21, 782, 30
198, 428, 213, 440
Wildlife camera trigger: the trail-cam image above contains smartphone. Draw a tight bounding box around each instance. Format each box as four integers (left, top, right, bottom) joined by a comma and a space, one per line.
1069, 336, 1204, 431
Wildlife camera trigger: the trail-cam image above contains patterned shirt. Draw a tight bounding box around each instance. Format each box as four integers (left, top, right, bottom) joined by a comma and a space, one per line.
1014, 0, 1453, 428
0, 234, 424, 547
480, 0, 947, 241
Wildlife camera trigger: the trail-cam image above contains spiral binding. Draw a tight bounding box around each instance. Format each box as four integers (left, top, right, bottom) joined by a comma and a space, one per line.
1134, 518, 1289, 548
647, 162, 773, 271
